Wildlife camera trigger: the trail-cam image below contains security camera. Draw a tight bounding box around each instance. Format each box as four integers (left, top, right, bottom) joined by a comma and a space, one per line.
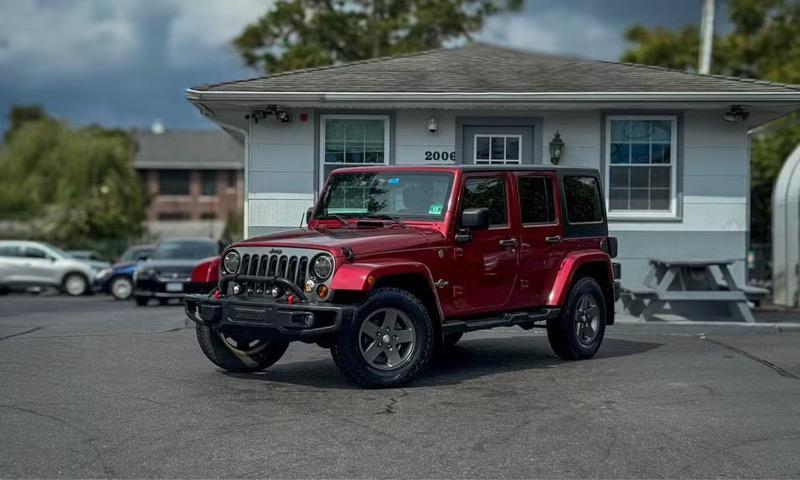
427, 117, 438, 133
277, 110, 292, 123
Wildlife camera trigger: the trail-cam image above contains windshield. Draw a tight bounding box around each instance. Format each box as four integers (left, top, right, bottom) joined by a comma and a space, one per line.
152, 240, 216, 260
121, 246, 153, 262
316, 171, 454, 221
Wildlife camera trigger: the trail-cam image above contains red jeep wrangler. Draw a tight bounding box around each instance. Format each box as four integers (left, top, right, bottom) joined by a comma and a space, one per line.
185, 166, 618, 388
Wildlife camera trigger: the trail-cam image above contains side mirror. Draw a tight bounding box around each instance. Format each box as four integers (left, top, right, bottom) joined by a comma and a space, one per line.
305, 207, 314, 224
461, 208, 490, 230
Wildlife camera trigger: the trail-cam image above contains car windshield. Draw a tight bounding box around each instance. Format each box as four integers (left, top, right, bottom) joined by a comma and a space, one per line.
316, 171, 454, 221
152, 240, 216, 260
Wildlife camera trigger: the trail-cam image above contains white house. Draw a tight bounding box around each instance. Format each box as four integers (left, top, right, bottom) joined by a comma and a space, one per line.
187, 44, 800, 285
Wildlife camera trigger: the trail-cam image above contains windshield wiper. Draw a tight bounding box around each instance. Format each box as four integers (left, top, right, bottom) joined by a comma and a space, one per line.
361, 214, 403, 225
317, 213, 352, 226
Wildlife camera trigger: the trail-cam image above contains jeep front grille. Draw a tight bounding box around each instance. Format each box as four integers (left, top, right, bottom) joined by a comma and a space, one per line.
236, 253, 309, 294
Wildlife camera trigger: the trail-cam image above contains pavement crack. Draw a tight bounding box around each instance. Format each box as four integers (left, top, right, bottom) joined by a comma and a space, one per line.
377, 388, 408, 414
703, 337, 799, 380
0, 326, 43, 341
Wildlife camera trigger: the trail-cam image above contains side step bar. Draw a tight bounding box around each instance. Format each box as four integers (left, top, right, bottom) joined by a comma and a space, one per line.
442, 308, 560, 335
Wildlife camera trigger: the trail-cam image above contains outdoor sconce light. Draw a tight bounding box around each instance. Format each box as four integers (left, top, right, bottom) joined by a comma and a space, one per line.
549, 130, 564, 165
427, 117, 438, 133
723, 105, 749, 122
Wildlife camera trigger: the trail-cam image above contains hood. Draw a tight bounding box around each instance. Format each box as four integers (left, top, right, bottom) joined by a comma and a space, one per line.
139, 259, 207, 270
237, 226, 445, 257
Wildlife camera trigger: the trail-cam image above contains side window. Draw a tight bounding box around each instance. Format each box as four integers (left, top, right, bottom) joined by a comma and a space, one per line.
23, 247, 49, 259
518, 176, 556, 224
563, 176, 602, 224
462, 176, 508, 226
0, 245, 21, 257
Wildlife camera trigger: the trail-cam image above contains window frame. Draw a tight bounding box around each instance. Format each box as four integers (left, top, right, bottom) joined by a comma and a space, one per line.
158, 169, 191, 196
605, 114, 678, 220
516, 174, 559, 227
473, 134, 523, 165
319, 114, 391, 187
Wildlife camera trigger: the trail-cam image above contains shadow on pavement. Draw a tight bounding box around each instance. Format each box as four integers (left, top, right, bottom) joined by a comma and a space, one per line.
223, 336, 662, 389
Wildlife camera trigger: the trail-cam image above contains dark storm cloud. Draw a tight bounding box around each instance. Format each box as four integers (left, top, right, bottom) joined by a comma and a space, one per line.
0, 0, 715, 135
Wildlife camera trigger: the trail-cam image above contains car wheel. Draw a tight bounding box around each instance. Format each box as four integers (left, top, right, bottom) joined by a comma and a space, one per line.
109, 276, 133, 300
196, 325, 290, 373
331, 287, 434, 388
62, 273, 88, 296
134, 296, 149, 307
547, 276, 607, 360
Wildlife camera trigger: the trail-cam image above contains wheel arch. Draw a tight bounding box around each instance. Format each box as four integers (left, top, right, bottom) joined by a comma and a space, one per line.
548, 250, 615, 325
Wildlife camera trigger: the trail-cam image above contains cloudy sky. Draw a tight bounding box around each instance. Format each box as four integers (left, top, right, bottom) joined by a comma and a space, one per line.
0, 0, 720, 135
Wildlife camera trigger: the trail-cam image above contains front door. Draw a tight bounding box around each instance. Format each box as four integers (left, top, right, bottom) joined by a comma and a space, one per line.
462, 126, 534, 165
451, 173, 519, 315
514, 172, 565, 307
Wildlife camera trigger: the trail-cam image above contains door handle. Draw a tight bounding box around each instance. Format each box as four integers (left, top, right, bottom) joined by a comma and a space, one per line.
544, 235, 562, 244
498, 238, 518, 248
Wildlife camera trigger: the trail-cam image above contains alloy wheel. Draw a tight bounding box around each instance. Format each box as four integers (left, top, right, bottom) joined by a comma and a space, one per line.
358, 308, 416, 371
574, 293, 600, 347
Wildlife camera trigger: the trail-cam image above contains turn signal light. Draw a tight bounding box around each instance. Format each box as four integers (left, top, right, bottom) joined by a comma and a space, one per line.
316, 284, 329, 299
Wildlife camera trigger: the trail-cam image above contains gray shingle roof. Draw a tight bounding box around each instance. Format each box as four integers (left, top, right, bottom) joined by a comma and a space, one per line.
191, 43, 800, 94
133, 130, 243, 170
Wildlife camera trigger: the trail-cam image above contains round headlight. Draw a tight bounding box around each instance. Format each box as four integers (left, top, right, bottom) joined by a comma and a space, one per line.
312, 254, 333, 280
223, 250, 240, 274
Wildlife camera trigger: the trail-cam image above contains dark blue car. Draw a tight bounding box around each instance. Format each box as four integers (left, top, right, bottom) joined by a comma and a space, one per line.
95, 244, 154, 300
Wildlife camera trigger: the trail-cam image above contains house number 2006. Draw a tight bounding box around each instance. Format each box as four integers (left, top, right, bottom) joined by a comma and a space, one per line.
424, 151, 456, 161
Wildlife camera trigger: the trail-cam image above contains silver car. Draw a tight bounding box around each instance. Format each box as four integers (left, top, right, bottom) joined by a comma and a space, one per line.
0, 241, 97, 296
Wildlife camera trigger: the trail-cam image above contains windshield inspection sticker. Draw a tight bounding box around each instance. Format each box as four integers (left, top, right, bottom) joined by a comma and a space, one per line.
388, 177, 400, 185
428, 203, 444, 215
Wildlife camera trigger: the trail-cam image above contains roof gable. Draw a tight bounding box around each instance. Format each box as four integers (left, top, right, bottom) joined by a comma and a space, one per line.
191, 44, 800, 95
133, 130, 243, 170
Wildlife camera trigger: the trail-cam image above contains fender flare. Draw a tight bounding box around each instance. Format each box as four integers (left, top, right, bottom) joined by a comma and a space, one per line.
330, 260, 444, 320
546, 250, 614, 307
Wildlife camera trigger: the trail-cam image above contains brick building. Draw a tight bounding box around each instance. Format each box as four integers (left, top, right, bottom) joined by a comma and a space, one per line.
133, 129, 244, 238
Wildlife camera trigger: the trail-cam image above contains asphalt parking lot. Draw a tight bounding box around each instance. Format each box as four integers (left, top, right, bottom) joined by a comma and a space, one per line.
1, 295, 799, 478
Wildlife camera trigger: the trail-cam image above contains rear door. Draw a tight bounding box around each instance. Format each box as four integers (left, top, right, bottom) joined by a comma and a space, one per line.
451, 173, 519, 315
0, 243, 24, 285
514, 172, 564, 307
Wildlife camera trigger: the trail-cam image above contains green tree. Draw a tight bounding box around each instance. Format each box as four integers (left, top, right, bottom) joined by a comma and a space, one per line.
0, 111, 149, 248
3, 104, 47, 142
622, 0, 800, 245
234, 0, 522, 74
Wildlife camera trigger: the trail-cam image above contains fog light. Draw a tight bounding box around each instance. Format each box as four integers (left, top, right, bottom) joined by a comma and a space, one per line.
316, 284, 329, 299
304, 280, 315, 293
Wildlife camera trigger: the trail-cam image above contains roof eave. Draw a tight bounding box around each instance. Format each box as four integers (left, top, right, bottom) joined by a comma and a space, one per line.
186, 88, 800, 104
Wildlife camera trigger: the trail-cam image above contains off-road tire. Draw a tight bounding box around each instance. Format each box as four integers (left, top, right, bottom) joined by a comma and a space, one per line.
62, 272, 89, 296
547, 276, 607, 360
331, 287, 434, 388
134, 296, 149, 307
196, 325, 289, 373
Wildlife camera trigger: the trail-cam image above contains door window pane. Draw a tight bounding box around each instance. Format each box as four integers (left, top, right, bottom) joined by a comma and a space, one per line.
23, 247, 48, 259
324, 118, 387, 165
474, 135, 522, 165
159, 170, 190, 195
475, 137, 490, 160
0, 245, 21, 257
518, 176, 555, 224
563, 176, 602, 224
462, 177, 508, 226
607, 117, 675, 213
506, 137, 520, 160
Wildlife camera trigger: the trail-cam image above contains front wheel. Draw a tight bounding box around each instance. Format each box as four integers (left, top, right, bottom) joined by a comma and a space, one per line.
109, 276, 133, 300
196, 325, 290, 373
331, 288, 434, 388
547, 277, 607, 360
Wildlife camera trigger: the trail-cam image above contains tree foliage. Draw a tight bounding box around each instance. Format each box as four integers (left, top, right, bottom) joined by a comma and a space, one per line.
622, 0, 800, 244
234, 0, 522, 74
0, 108, 149, 248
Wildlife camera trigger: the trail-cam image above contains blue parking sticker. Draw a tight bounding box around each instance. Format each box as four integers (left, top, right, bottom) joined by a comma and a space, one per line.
388, 177, 400, 185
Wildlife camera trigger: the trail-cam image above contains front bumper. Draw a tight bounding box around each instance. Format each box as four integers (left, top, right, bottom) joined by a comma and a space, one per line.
184, 294, 353, 341
135, 278, 215, 298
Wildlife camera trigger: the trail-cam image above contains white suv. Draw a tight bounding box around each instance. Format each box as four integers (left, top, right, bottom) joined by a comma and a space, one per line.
0, 241, 96, 296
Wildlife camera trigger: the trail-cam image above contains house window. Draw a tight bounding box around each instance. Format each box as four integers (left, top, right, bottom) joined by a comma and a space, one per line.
474, 135, 521, 165
200, 212, 216, 220
158, 212, 187, 221
158, 170, 190, 195
606, 116, 677, 217
320, 115, 390, 187
201, 171, 217, 196
227, 171, 237, 189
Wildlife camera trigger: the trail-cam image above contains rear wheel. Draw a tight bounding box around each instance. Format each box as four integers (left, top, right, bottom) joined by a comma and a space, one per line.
109, 276, 133, 300
196, 325, 289, 373
547, 277, 606, 360
62, 273, 88, 296
331, 288, 434, 388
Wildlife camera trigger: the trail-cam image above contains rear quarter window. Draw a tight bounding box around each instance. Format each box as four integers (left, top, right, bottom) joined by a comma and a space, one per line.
563, 176, 602, 224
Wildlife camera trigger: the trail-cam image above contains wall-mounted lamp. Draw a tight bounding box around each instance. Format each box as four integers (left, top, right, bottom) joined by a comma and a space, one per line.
549, 130, 565, 165
723, 105, 749, 122
245, 105, 292, 124
427, 117, 438, 133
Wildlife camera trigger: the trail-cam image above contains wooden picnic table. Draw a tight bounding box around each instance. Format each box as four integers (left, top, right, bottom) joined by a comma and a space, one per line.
621, 258, 763, 323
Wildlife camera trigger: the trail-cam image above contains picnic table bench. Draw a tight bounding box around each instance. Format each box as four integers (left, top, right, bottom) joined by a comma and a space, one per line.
621, 258, 767, 323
